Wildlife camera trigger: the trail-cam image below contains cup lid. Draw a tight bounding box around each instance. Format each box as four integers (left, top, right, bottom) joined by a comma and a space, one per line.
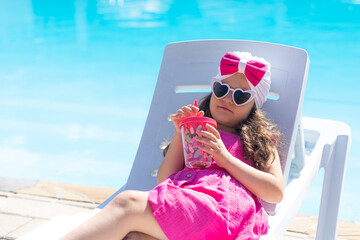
179, 116, 217, 129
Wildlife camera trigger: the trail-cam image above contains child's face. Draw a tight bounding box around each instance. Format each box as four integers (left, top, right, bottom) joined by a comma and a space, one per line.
209, 73, 255, 132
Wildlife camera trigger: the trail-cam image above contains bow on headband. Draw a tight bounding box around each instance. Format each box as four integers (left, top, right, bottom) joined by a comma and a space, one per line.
220, 52, 267, 87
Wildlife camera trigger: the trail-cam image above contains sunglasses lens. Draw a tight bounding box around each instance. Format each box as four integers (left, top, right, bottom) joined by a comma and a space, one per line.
233, 90, 251, 105
213, 82, 229, 98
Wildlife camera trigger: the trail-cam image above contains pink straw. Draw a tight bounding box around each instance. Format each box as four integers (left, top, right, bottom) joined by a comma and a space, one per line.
194, 100, 198, 116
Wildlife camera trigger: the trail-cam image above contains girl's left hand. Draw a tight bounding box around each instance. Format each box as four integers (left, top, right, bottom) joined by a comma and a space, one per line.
196, 124, 233, 169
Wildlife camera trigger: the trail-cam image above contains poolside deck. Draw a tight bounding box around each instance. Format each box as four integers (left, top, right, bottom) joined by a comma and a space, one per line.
0, 178, 359, 240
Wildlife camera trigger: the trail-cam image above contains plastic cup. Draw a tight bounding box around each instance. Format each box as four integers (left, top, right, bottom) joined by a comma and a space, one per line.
179, 116, 217, 168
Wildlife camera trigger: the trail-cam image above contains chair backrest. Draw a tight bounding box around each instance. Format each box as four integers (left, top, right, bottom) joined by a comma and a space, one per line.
124, 40, 309, 214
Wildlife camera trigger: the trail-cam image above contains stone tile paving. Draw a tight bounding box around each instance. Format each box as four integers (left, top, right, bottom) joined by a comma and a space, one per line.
283, 214, 360, 240
0, 191, 96, 240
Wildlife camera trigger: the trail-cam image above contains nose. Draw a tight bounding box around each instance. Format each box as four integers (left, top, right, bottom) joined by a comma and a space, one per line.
222, 90, 234, 105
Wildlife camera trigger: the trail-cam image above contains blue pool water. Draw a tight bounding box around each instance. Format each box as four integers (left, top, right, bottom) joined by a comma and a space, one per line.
1, 0, 359, 222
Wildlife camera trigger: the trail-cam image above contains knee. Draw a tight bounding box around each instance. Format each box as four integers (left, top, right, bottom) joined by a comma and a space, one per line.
109, 190, 142, 215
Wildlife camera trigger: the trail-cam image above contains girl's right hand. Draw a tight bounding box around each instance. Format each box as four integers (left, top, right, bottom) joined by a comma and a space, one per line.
170, 105, 204, 133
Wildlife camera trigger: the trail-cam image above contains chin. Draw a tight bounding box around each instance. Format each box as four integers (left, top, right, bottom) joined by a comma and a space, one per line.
216, 118, 237, 128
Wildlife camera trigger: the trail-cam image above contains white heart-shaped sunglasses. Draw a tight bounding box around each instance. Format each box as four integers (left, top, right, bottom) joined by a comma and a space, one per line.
211, 79, 256, 106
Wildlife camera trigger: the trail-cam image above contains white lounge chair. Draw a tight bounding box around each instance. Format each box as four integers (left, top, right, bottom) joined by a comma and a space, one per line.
19, 40, 351, 240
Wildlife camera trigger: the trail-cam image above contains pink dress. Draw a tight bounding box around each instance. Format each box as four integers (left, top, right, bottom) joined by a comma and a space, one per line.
148, 130, 268, 240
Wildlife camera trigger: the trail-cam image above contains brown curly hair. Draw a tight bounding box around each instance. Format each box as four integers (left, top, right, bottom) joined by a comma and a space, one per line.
198, 94, 282, 171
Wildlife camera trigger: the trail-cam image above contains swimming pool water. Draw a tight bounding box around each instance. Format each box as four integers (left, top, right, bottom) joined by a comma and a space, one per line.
1, 0, 359, 222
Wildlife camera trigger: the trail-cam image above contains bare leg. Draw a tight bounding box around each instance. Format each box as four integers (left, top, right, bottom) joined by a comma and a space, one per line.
61, 190, 167, 240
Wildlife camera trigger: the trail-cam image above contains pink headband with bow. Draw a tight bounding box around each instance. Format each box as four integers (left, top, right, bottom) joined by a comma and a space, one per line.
213, 51, 271, 109
220, 52, 267, 87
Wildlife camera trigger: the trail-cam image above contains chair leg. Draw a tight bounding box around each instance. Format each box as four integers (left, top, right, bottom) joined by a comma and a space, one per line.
316, 135, 350, 240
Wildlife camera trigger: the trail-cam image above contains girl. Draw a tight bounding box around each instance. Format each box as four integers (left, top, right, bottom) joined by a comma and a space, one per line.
61, 51, 284, 240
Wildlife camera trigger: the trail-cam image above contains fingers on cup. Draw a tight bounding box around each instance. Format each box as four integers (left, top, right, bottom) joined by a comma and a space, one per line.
176, 109, 189, 118
198, 125, 218, 140
197, 145, 213, 154
197, 111, 205, 117
188, 104, 199, 110
195, 135, 216, 149
205, 124, 221, 139
170, 114, 181, 122
197, 130, 217, 143
182, 105, 199, 117
196, 141, 217, 156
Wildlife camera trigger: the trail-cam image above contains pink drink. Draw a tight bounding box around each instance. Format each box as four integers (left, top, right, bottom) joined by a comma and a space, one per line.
179, 117, 217, 168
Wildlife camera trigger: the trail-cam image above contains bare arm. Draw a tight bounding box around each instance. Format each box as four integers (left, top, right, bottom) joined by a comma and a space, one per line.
157, 132, 184, 184
197, 124, 284, 203
223, 149, 284, 203
157, 104, 204, 184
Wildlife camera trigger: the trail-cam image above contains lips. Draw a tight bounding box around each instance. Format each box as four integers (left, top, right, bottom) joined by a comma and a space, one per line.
219, 105, 233, 113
